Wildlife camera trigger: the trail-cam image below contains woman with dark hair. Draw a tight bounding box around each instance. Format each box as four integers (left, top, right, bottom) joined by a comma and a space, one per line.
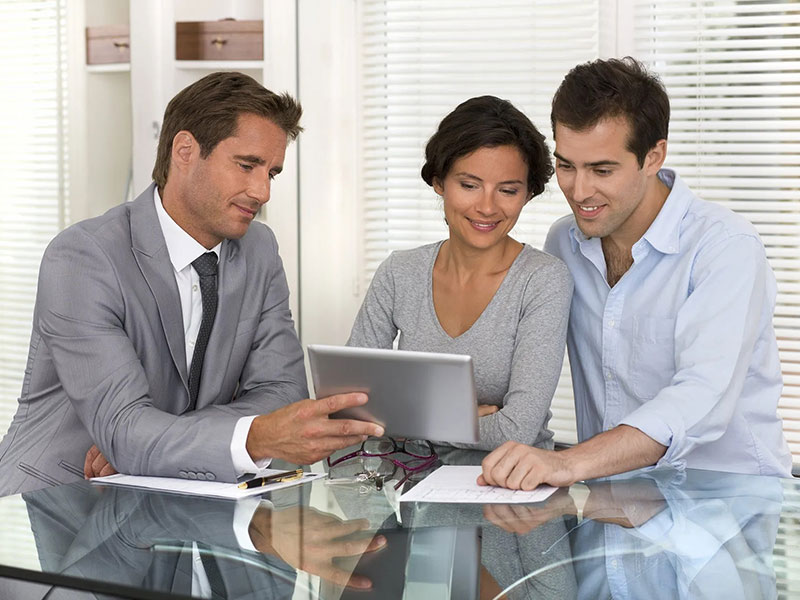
348, 96, 572, 451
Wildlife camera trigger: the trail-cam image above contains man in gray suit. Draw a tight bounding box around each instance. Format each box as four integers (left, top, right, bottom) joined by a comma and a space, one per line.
0, 72, 384, 496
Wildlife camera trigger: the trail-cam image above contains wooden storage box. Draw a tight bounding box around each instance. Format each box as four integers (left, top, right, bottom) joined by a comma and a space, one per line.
86, 25, 130, 65
176, 20, 263, 61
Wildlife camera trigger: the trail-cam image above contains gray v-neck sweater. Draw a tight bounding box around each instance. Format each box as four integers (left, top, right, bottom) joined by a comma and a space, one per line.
347, 241, 573, 451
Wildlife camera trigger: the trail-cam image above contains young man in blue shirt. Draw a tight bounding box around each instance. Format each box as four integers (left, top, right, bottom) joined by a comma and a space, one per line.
481, 57, 791, 490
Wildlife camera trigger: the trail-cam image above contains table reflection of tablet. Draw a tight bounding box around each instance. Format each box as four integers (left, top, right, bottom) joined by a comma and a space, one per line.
324, 525, 481, 600
308, 345, 479, 444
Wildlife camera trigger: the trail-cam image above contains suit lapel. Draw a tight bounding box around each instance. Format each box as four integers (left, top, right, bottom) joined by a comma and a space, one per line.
196, 238, 246, 408
129, 185, 190, 401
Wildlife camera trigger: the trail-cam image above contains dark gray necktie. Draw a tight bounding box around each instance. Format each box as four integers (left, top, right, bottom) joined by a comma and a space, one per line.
188, 252, 218, 404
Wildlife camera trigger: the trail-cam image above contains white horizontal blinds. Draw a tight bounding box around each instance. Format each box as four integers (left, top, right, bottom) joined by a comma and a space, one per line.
0, 0, 68, 567
0, 0, 69, 434
0, 0, 69, 433
633, 1, 800, 463
359, 0, 598, 443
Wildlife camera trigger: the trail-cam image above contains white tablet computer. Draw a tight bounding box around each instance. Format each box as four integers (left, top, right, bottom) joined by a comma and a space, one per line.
308, 344, 479, 444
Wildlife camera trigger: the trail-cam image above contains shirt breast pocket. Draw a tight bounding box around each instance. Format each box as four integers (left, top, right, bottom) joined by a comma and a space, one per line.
630, 315, 676, 399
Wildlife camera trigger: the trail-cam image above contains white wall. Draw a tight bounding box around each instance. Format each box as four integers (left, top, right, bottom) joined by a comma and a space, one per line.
296, 0, 362, 347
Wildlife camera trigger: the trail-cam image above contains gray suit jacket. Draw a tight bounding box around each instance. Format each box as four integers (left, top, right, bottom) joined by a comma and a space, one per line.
0, 184, 308, 495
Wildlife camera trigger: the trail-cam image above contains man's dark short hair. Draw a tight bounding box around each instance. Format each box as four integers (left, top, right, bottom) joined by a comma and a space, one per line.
551, 57, 670, 167
421, 95, 553, 197
152, 71, 302, 189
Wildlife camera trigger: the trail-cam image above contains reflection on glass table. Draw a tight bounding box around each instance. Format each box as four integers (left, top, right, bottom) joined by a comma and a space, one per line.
0, 446, 798, 599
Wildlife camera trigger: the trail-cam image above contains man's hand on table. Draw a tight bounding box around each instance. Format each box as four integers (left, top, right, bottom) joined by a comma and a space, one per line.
248, 505, 386, 589
478, 441, 575, 490
478, 427, 667, 491
84, 444, 118, 479
247, 393, 385, 465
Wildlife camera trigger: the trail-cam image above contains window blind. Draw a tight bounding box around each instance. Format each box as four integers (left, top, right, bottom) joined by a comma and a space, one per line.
358, 0, 598, 443
633, 0, 800, 464
0, 0, 68, 564
0, 0, 69, 436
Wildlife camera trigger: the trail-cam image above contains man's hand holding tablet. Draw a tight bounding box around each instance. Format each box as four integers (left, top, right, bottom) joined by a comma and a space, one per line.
246, 393, 385, 465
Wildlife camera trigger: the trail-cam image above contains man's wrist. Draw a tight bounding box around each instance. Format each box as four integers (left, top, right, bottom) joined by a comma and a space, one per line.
232, 416, 265, 475
557, 446, 583, 486
556, 426, 668, 485
246, 414, 271, 462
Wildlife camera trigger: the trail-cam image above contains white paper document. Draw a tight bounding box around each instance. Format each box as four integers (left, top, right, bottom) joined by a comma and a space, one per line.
399, 465, 558, 504
92, 469, 325, 499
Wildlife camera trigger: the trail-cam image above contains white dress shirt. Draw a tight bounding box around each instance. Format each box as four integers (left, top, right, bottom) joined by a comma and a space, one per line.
153, 189, 269, 476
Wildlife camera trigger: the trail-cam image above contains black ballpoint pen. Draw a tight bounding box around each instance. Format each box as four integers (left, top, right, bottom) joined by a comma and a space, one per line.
237, 468, 304, 489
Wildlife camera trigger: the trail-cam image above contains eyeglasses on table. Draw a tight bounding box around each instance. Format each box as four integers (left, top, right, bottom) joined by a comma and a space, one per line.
326, 437, 438, 490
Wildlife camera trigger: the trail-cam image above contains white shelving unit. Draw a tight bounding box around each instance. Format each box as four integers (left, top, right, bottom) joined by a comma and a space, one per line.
67, 0, 132, 223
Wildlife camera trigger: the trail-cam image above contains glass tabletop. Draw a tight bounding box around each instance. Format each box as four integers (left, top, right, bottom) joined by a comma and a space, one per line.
1, 446, 799, 599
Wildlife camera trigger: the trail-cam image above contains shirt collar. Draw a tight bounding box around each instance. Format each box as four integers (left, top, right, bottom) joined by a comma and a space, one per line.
639, 169, 692, 255
153, 187, 221, 272
568, 168, 692, 256
568, 220, 590, 253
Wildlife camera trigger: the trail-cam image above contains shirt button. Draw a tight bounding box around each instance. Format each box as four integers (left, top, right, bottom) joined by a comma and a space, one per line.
192, 284, 198, 292
608, 320, 615, 327
611, 559, 618, 568
606, 371, 612, 380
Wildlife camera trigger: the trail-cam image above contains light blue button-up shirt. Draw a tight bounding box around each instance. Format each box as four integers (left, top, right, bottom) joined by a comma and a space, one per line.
544, 169, 792, 477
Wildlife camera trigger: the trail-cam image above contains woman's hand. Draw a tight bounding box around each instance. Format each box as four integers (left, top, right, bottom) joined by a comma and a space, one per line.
478, 404, 500, 417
